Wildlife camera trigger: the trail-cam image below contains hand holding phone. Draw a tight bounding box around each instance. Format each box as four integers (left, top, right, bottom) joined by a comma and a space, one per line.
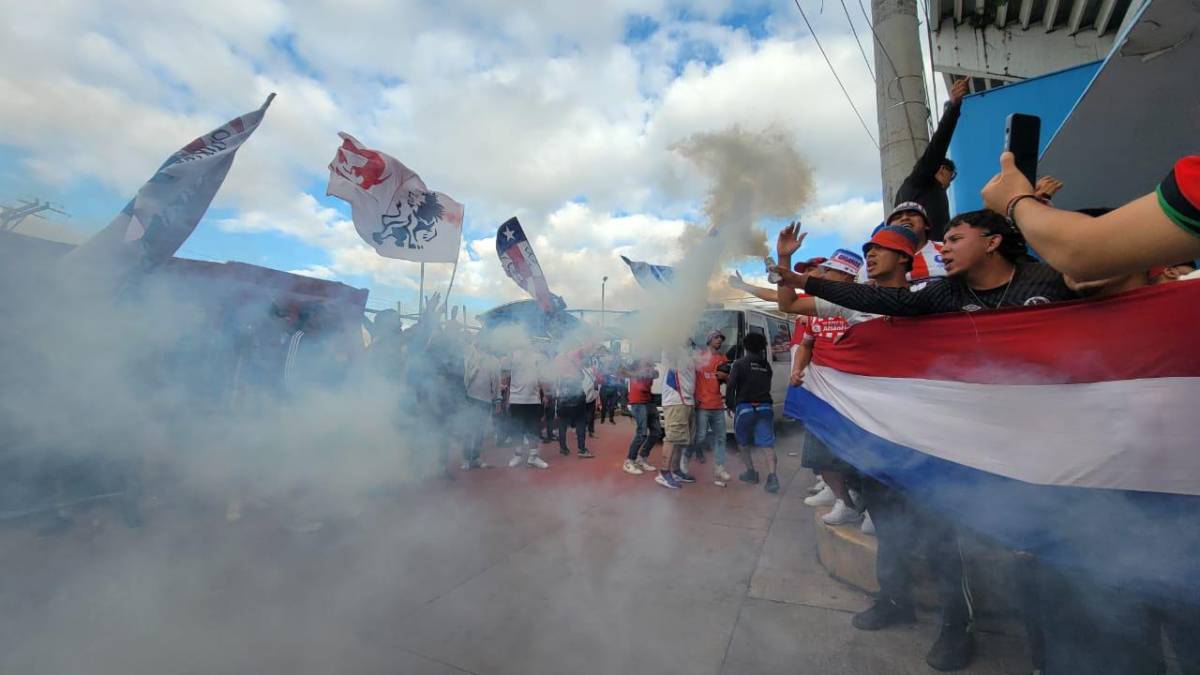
1004, 113, 1041, 186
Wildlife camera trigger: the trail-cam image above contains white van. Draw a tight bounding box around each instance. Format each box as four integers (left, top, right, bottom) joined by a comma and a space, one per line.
649, 301, 796, 419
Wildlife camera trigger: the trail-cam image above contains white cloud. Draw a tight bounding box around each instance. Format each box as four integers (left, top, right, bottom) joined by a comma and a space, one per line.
0, 1, 887, 312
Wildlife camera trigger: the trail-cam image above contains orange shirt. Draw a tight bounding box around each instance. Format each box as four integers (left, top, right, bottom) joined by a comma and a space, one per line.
694, 350, 729, 410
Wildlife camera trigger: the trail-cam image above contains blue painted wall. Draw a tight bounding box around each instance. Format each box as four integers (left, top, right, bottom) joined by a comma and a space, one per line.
948, 61, 1102, 214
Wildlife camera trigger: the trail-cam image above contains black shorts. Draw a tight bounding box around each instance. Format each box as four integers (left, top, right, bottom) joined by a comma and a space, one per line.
509, 403, 543, 437
800, 428, 852, 473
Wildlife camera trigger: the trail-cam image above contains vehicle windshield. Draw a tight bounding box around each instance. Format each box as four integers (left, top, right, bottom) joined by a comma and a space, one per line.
691, 310, 738, 355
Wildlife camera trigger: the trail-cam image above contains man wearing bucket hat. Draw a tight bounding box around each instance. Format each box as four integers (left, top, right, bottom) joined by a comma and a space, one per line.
872, 201, 947, 286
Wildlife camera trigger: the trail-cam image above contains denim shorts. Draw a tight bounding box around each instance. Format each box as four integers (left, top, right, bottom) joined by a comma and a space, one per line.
734, 403, 775, 448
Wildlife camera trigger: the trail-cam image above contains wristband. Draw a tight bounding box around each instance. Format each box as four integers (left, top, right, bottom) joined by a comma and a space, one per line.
1005, 193, 1044, 224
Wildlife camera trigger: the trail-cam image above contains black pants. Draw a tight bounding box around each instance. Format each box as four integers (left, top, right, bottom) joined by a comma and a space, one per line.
1028, 559, 1170, 675
586, 400, 597, 433
860, 477, 971, 626
600, 386, 619, 423
556, 403, 587, 453
542, 396, 557, 439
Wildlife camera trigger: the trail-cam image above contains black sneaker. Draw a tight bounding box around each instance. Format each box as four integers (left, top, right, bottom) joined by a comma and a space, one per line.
925, 622, 975, 671
673, 471, 696, 483
764, 473, 780, 493
851, 599, 916, 631
577, 449, 595, 459
559, 446, 570, 456
738, 469, 760, 484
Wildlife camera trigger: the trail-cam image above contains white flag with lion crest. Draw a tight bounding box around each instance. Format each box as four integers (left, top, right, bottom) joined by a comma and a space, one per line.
326, 133, 464, 263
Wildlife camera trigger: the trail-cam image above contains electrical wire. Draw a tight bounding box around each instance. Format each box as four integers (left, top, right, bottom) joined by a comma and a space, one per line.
839, 0, 876, 81
854, 0, 925, 158
791, 0, 879, 150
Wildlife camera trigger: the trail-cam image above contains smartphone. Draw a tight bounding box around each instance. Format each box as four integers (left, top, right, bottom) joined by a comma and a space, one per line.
1004, 113, 1041, 186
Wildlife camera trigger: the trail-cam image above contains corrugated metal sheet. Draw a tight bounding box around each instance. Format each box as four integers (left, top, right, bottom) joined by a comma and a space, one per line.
928, 0, 1148, 89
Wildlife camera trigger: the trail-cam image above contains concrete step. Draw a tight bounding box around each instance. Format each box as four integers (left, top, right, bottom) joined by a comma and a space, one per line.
812, 506, 1026, 621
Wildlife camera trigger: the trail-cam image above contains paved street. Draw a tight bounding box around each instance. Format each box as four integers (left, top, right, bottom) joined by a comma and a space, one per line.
0, 419, 1028, 675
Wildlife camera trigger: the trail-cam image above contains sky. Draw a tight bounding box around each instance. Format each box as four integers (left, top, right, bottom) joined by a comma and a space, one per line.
0, 0, 943, 317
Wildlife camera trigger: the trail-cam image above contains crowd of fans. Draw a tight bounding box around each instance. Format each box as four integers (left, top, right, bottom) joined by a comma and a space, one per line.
5, 72, 1198, 675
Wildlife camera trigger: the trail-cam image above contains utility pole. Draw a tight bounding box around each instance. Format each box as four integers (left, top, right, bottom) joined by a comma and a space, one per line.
870, 0, 931, 208
601, 276, 608, 331
0, 199, 69, 232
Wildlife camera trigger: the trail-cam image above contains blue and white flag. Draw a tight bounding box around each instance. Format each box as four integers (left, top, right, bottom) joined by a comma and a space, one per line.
67, 94, 275, 270
620, 255, 675, 289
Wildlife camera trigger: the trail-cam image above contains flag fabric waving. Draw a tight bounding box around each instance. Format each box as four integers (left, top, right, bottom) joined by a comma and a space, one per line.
784, 282, 1200, 597
496, 217, 556, 312
326, 133, 464, 263
620, 255, 675, 289
67, 94, 275, 269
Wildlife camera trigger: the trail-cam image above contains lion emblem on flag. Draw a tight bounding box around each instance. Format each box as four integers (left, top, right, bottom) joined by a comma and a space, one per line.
374, 190, 445, 250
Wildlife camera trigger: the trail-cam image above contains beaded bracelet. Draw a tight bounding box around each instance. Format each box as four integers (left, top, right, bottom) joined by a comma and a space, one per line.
1005, 193, 1044, 224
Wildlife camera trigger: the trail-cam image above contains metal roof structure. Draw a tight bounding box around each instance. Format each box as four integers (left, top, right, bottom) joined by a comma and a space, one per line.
927, 0, 1148, 89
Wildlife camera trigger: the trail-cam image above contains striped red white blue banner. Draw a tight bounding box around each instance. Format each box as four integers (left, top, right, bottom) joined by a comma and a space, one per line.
784, 281, 1200, 597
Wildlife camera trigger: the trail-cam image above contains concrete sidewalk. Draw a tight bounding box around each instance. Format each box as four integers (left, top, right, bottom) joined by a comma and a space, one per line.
0, 418, 1028, 674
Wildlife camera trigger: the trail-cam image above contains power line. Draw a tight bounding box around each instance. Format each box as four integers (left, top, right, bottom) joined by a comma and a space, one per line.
839, 0, 876, 81
791, 0, 879, 150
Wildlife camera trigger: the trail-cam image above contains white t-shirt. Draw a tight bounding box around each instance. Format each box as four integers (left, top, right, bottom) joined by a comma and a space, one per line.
464, 344, 500, 402
660, 347, 697, 407
507, 349, 544, 405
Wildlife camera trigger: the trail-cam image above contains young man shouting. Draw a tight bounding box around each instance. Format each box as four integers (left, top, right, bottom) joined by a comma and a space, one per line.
778, 225, 915, 529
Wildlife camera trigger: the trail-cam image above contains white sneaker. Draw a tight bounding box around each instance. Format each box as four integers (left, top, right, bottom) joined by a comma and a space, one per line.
714, 465, 732, 482
808, 478, 826, 495
461, 461, 473, 471
822, 499, 864, 525
861, 512, 876, 535
636, 458, 657, 472
804, 485, 837, 507
526, 456, 549, 469
508, 454, 525, 468
623, 459, 644, 475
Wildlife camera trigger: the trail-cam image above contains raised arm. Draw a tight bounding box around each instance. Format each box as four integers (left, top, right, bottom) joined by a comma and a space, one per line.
899, 79, 967, 199
727, 271, 778, 302
774, 221, 807, 311
983, 153, 1200, 281
773, 267, 942, 316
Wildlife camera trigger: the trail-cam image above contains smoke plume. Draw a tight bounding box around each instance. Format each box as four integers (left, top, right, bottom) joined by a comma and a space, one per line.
625, 126, 814, 353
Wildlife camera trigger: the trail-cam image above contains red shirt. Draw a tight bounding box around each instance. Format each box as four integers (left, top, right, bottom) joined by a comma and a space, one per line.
802, 316, 850, 344
627, 360, 654, 404
629, 377, 652, 404
694, 350, 729, 410
790, 317, 808, 347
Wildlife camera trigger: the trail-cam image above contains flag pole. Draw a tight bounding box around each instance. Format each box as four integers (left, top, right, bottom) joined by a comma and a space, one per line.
444, 259, 459, 319
419, 262, 426, 314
